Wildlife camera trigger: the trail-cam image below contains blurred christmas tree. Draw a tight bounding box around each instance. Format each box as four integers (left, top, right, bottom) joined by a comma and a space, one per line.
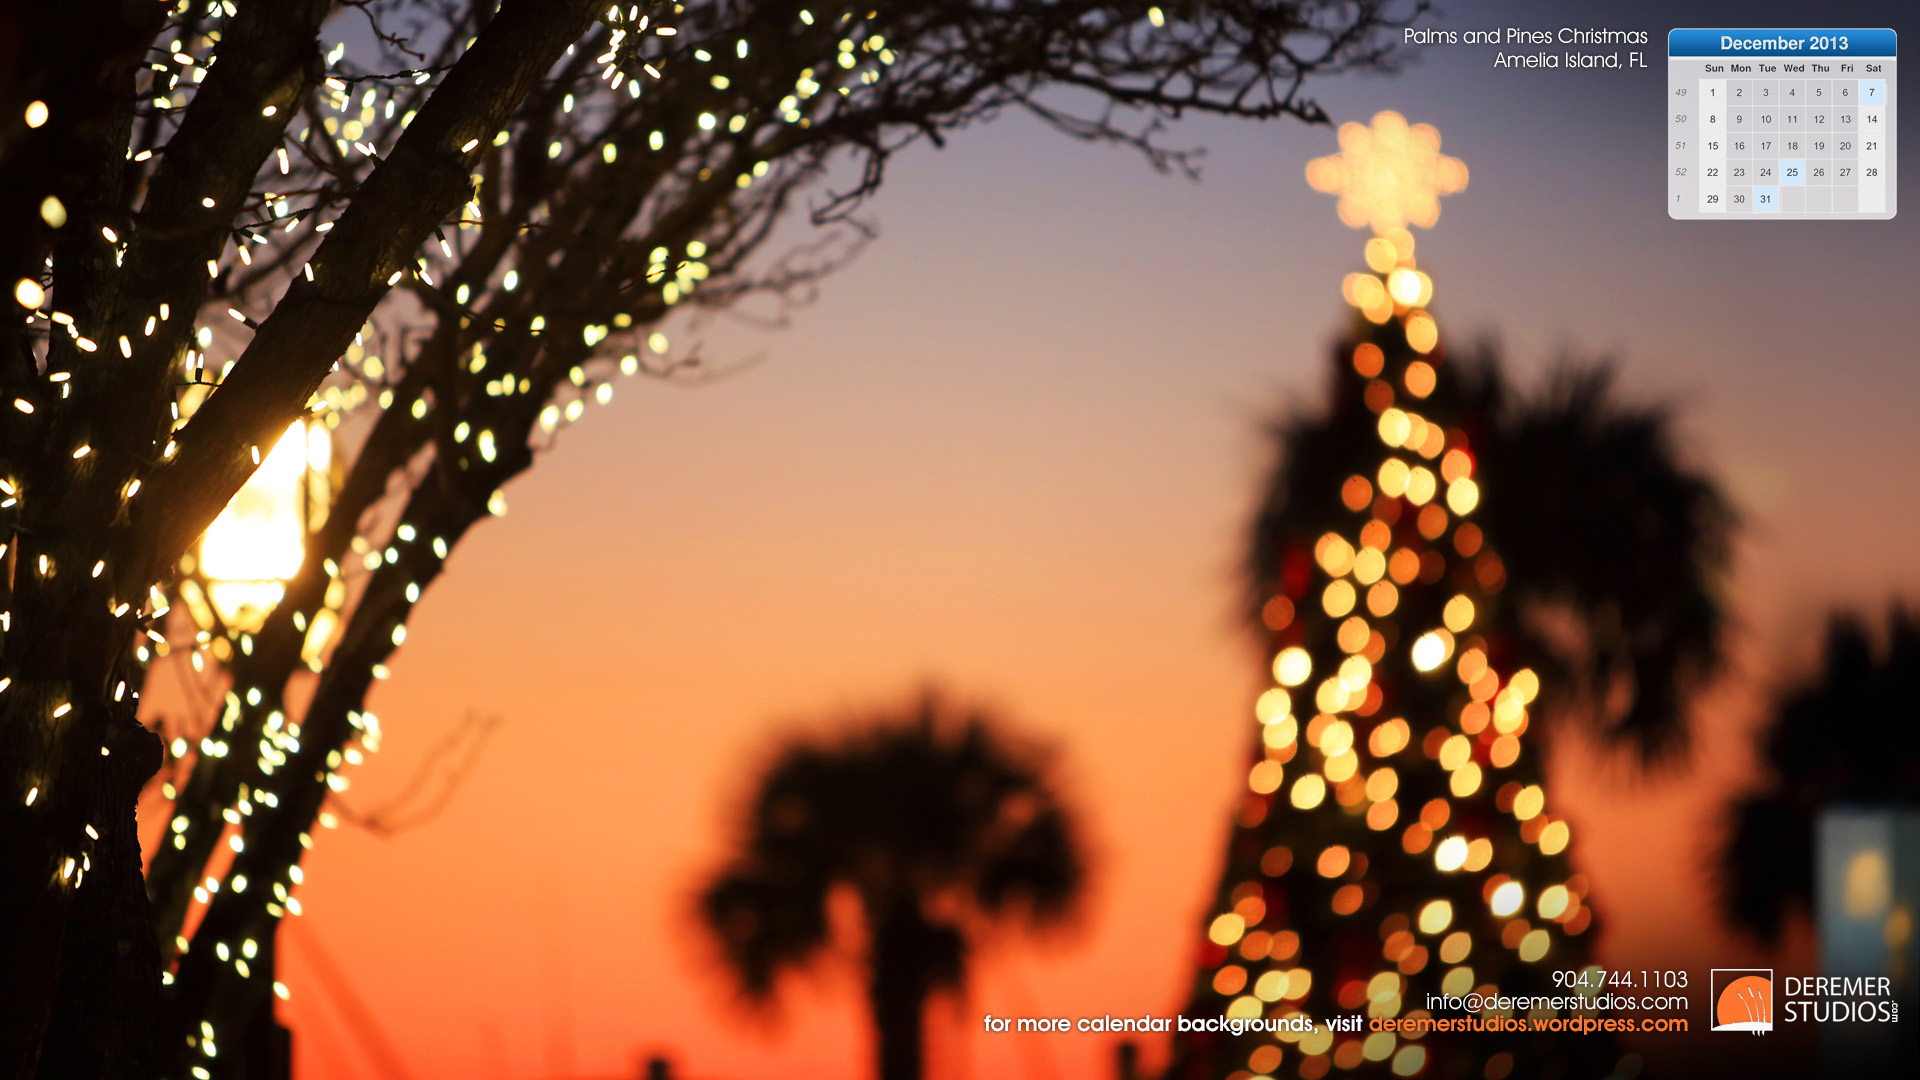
1163, 113, 1699, 1080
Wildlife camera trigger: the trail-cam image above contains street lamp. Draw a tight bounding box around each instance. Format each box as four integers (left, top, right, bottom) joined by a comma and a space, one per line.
165, 417, 335, 1080
179, 418, 334, 641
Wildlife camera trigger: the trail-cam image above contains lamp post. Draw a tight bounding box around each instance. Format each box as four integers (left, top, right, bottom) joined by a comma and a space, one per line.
179, 418, 334, 644
171, 417, 332, 1080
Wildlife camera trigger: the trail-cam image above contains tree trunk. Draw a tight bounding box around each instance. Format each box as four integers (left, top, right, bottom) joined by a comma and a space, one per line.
868, 903, 932, 1080
0, 2, 607, 1074
867, 901, 963, 1080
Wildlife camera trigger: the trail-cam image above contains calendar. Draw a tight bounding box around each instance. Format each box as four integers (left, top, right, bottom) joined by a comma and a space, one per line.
1668, 29, 1897, 219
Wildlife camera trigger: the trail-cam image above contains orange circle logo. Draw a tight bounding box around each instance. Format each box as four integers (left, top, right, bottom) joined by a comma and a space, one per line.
1715, 974, 1773, 1031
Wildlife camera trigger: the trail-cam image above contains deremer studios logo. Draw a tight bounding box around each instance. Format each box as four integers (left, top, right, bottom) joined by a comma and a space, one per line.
1711, 970, 1773, 1033
1711, 969, 1903, 1033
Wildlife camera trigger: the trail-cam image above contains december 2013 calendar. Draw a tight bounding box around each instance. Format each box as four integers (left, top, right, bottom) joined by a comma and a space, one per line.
1668, 29, 1897, 219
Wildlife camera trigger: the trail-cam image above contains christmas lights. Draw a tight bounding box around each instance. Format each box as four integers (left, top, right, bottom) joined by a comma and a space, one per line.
1170, 114, 1623, 1080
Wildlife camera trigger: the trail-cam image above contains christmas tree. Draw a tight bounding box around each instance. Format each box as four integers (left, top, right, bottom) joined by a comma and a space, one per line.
1166, 113, 1623, 1080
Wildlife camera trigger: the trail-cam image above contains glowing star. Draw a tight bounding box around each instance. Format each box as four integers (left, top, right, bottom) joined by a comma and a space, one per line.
1305, 111, 1468, 235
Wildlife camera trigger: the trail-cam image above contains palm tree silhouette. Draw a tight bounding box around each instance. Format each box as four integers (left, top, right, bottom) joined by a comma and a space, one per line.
1719, 608, 1920, 941
1246, 343, 1734, 761
699, 692, 1085, 1080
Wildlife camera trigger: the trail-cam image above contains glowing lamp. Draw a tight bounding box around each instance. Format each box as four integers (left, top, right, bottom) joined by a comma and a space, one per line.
191, 420, 332, 632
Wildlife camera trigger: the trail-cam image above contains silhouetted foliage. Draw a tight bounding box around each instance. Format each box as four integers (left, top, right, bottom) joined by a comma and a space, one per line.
1246, 336, 1733, 761
1174, 317, 1631, 1080
1719, 608, 1920, 942
701, 692, 1084, 1080
0, 1, 1418, 1073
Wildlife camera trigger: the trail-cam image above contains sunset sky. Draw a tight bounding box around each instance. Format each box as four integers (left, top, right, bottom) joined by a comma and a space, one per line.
142, 1, 1918, 1077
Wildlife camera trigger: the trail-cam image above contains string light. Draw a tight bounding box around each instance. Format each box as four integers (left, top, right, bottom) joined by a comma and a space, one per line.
1, 5, 1443, 1071
1174, 113, 1611, 1080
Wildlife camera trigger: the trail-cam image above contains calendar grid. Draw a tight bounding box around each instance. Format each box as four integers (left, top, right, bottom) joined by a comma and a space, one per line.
1669, 29, 1896, 220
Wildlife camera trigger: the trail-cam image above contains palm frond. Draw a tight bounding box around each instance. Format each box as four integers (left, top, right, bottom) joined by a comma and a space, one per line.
1245, 336, 1732, 764
696, 690, 1086, 1001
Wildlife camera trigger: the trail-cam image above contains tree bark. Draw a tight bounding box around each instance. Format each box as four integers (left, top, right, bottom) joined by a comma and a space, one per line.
0, 3, 606, 1076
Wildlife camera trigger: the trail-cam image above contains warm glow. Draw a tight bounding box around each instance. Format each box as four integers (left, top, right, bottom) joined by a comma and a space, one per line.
1404, 360, 1436, 398
1323, 579, 1357, 617
1369, 718, 1410, 757
1209, 913, 1247, 946
1457, 648, 1488, 684
1450, 762, 1483, 798
1405, 465, 1436, 504
1305, 111, 1469, 235
1352, 343, 1385, 377
1365, 767, 1398, 801
1344, 272, 1390, 318
1256, 688, 1292, 722
1274, 647, 1312, 686
1316, 677, 1350, 714
1318, 718, 1356, 756
1539, 820, 1571, 856
1512, 785, 1544, 820
1367, 580, 1399, 617
200, 421, 326, 628
1447, 477, 1480, 515
1338, 655, 1373, 693
1388, 548, 1421, 584
1291, 774, 1328, 809
1387, 267, 1423, 306
1442, 594, 1475, 632
1508, 668, 1540, 704
1417, 899, 1453, 934
1364, 237, 1398, 273
1212, 965, 1248, 995
1318, 845, 1352, 877
1352, 547, 1385, 585
1404, 312, 1439, 353
1249, 760, 1284, 795
1844, 851, 1893, 917
1489, 734, 1521, 768
1285, 968, 1313, 1000
1342, 474, 1375, 510
1378, 408, 1411, 447
1264, 716, 1298, 750
1377, 458, 1410, 497
1490, 880, 1524, 917
1411, 629, 1453, 672
1367, 971, 1400, 1005
1316, 532, 1356, 575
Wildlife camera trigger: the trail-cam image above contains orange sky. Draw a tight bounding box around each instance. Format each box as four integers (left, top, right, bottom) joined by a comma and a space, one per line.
139, 3, 1920, 1077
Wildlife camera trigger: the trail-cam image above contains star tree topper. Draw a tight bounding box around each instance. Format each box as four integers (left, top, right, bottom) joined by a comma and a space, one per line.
1305, 111, 1468, 235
